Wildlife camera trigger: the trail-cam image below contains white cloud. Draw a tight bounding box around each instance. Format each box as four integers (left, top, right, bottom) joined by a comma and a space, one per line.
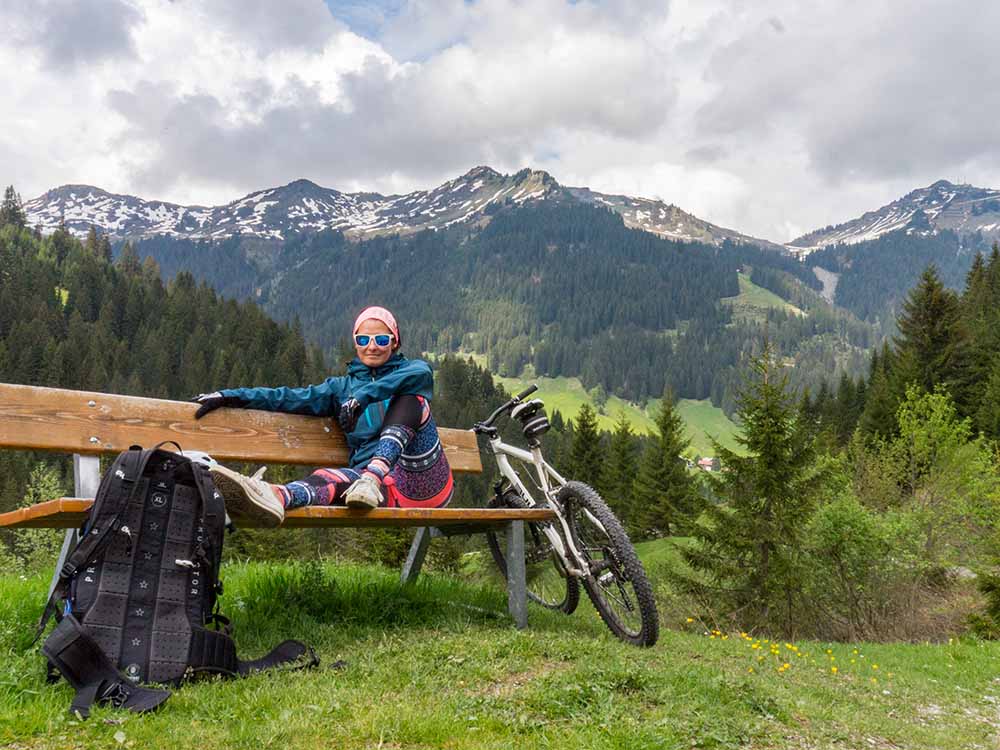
2, 0, 999, 242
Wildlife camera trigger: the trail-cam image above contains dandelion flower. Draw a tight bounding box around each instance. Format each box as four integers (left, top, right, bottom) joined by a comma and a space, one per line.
831, 667, 838, 674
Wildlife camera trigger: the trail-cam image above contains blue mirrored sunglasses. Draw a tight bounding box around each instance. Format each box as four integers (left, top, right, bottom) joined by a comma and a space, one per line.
355, 334, 394, 348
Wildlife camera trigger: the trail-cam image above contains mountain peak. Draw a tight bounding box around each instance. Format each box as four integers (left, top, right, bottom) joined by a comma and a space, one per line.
462, 165, 502, 180
790, 179, 1000, 253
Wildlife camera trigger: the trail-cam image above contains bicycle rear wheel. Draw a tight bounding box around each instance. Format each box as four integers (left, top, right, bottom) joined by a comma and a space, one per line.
559, 481, 659, 646
486, 490, 580, 614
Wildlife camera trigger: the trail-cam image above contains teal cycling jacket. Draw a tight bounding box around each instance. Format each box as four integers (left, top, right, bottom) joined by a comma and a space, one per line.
222, 353, 434, 469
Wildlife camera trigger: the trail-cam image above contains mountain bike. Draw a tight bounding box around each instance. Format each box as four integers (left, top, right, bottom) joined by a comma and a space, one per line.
473, 385, 659, 647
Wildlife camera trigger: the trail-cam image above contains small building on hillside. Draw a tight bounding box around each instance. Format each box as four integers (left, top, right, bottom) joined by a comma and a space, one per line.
697, 457, 720, 472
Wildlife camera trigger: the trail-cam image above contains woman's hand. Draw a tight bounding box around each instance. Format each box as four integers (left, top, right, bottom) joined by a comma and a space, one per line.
191, 392, 246, 419
338, 398, 362, 433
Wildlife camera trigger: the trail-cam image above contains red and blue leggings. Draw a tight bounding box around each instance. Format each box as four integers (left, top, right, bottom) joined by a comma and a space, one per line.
275, 395, 453, 509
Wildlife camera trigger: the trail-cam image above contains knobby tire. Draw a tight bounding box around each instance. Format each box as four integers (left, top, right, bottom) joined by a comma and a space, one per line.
559, 481, 659, 647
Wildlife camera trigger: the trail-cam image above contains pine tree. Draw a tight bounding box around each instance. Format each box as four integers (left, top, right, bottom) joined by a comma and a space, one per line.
673, 342, 825, 634
601, 411, 639, 529
632, 388, 700, 538
0, 186, 26, 230
891, 264, 973, 415
858, 342, 897, 439
84, 226, 99, 256
97, 233, 114, 263
569, 402, 604, 489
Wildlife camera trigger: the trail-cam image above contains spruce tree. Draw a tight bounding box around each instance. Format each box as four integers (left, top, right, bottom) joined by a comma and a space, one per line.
891, 264, 973, 414
859, 342, 897, 439
0, 186, 26, 230
673, 342, 825, 634
569, 402, 604, 490
633, 388, 700, 538
601, 411, 639, 529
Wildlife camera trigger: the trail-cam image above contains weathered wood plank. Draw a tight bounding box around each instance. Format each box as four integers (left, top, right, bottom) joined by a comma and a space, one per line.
0, 383, 482, 472
0, 498, 555, 530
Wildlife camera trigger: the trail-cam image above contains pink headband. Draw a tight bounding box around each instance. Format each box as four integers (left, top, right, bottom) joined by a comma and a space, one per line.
353, 306, 400, 347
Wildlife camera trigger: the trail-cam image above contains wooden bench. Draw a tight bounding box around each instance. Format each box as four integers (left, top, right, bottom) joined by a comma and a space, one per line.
0, 383, 555, 627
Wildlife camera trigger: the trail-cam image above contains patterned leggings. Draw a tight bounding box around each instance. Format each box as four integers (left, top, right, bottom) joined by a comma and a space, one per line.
278, 395, 453, 510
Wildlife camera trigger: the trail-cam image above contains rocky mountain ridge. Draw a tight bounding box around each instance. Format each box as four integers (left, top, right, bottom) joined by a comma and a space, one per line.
24, 166, 777, 249
788, 180, 1000, 253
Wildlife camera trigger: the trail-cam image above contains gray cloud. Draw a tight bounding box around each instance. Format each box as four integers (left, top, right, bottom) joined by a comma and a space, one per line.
200, 0, 342, 54
106, 12, 677, 197
5, 0, 144, 71
696, 0, 1000, 184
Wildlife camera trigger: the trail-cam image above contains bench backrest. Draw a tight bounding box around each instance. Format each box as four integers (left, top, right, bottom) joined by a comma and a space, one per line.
0, 383, 482, 473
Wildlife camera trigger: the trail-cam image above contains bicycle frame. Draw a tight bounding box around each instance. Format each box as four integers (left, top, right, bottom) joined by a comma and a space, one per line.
485, 435, 595, 579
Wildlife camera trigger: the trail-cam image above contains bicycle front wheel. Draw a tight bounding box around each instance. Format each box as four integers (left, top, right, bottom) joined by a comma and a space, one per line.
486, 490, 580, 614
559, 481, 659, 646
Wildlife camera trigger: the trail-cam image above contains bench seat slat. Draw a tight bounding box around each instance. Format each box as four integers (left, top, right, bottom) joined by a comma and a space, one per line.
0, 498, 555, 530
0, 383, 482, 473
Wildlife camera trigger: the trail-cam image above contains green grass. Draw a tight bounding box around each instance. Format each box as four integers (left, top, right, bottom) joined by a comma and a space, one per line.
494, 373, 658, 434
675, 399, 741, 457
4, 559, 1000, 750
723, 273, 805, 322
491, 374, 740, 457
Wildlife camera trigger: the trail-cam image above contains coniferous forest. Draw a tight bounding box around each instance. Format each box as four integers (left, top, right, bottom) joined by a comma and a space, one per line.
132, 199, 874, 414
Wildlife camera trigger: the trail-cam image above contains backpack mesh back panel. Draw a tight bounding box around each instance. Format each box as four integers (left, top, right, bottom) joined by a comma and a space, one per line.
65, 445, 228, 684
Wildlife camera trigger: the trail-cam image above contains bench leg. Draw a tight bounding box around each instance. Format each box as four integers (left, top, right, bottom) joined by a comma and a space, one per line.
505, 520, 528, 629
400, 527, 432, 585
47, 454, 101, 601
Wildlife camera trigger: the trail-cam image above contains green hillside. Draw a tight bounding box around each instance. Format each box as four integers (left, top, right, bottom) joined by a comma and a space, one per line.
494, 372, 657, 434
3, 562, 997, 750
723, 272, 805, 321
492, 371, 740, 457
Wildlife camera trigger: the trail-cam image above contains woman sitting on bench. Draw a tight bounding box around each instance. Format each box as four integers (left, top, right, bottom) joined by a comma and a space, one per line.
192, 306, 453, 526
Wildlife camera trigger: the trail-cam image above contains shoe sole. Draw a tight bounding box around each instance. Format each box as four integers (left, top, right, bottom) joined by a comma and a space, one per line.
344, 494, 379, 510
210, 468, 284, 527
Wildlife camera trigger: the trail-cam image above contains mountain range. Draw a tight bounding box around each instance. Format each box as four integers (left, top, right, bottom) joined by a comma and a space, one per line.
24, 169, 1000, 256
24, 166, 780, 249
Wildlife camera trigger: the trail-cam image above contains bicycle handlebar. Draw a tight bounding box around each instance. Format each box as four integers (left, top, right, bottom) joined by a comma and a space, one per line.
514, 384, 538, 401
472, 384, 539, 434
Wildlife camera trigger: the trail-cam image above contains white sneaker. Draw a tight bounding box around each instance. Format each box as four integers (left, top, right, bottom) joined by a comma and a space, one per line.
210, 465, 285, 527
344, 473, 383, 509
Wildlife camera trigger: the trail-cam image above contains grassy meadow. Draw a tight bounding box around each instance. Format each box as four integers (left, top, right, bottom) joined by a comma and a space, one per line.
723, 273, 806, 322
492, 373, 740, 457
3, 551, 1000, 750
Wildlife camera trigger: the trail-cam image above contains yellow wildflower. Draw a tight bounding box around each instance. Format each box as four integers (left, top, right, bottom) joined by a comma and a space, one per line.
831, 666, 838, 674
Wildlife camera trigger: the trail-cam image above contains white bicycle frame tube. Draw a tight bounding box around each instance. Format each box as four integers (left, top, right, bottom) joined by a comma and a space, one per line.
487, 436, 593, 578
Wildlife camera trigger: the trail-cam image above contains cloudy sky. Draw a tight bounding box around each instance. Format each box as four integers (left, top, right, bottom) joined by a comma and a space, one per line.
3, 0, 998, 242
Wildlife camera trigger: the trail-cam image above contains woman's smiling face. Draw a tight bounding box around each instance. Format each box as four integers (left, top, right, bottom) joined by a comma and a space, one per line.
354, 318, 396, 368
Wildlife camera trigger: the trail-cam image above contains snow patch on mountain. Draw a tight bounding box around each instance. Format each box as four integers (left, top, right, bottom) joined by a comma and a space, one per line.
788, 180, 1000, 254
25, 166, 776, 250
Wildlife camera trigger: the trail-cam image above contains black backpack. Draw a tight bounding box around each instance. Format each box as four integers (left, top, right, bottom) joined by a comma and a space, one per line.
38, 443, 316, 717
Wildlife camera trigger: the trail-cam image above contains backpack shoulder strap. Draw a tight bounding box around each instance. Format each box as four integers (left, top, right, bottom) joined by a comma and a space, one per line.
35, 447, 156, 640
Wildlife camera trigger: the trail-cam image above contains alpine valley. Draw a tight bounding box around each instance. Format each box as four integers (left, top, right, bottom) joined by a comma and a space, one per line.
22, 168, 999, 416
